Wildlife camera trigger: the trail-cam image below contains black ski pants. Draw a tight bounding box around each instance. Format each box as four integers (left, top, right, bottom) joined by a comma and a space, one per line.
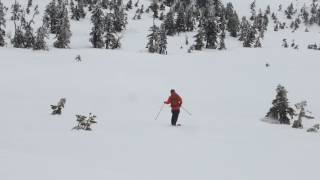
171, 109, 180, 126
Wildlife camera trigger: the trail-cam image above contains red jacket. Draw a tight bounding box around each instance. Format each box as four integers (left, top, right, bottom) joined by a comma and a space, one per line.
165, 93, 183, 111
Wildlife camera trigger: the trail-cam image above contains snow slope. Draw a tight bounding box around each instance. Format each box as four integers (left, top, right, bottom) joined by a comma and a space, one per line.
1, 0, 320, 180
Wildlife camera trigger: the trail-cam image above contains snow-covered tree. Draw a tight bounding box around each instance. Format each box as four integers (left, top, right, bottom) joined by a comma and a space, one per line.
158, 24, 167, 55
292, 101, 314, 129
164, 11, 175, 36
71, 0, 86, 20
194, 28, 204, 50
239, 16, 250, 41
113, 5, 127, 32
282, 39, 288, 48
203, 15, 220, 49
90, 5, 104, 48
126, 0, 133, 10
149, 0, 159, 18
300, 4, 309, 25
44, 0, 59, 34
266, 85, 295, 124
254, 34, 262, 48
146, 23, 159, 53
175, 8, 186, 33
105, 32, 121, 49
250, 0, 256, 20
54, 3, 72, 48
227, 11, 239, 37
185, 8, 195, 32
33, 26, 49, 50
243, 26, 256, 48
0, 1, 6, 47
285, 3, 295, 19
26, 0, 33, 14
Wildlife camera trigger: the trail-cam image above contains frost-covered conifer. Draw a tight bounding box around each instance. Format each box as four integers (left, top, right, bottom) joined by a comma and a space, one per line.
54, 3, 72, 48
90, 5, 104, 48
146, 24, 159, 53
33, 26, 48, 50
158, 24, 167, 54
0, 1, 6, 47
194, 28, 204, 50
164, 11, 175, 36
266, 85, 294, 124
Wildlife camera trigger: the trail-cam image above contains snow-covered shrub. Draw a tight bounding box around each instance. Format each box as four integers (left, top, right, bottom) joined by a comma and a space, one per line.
51, 98, 66, 115
307, 43, 319, 50
307, 124, 320, 133
75, 55, 82, 62
72, 113, 97, 131
292, 101, 314, 129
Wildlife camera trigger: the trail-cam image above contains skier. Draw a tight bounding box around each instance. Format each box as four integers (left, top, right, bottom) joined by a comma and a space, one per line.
164, 89, 183, 126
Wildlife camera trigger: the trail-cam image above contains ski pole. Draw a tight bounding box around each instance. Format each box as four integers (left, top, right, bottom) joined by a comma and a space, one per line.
181, 106, 192, 116
155, 104, 165, 120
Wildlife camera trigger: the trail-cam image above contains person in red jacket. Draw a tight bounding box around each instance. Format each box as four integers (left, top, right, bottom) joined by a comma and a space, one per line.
164, 89, 183, 126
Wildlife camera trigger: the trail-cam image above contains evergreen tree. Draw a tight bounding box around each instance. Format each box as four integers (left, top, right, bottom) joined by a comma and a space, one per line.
11, 0, 22, 23
254, 34, 262, 48
212, 0, 224, 17
243, 26, 256, 48
105, 32, 121, 49
282, 39, 288, 48
90, 5, 104, 48
238, 16, 250, 41
317, 8, 320, 25
225, 2, 234, 20
227, 11, 239, 37
285, 3, 295, 19
300, 4, 309, 25
194, 28, 204, 50
164, 0, 174, 7
175, 8, 186, 33
134, 0, 139, 7
44, 0, 59, 34
33, 26, 48, 50
23, 6, 39, 48
159, 3, 165, 11
265, 5, 271, 15
158, 24, 167, 54
250, 0, 256, 20
185, 8, 195, 32
26, 0, 33, 14
146, 24, 159, 53
310, 0, 317, 24
104, 13, 114, 33
203, 15, 220, 49
71, 0, 86, 20
54, 3, 72, 48
23, 23, 35, 48
266, 85, 295, 124
218, 30, 226, 50
159, 12, 164, 20
126, 0, 133, 10
0, 1, 6, 47
113, 5, 127, 32
11, 27, 24, 48
164, 11, 175, 36
150, 1, 159, 18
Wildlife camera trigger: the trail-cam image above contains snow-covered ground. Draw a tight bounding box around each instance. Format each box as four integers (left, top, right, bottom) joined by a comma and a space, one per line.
1, 0, 320, 180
